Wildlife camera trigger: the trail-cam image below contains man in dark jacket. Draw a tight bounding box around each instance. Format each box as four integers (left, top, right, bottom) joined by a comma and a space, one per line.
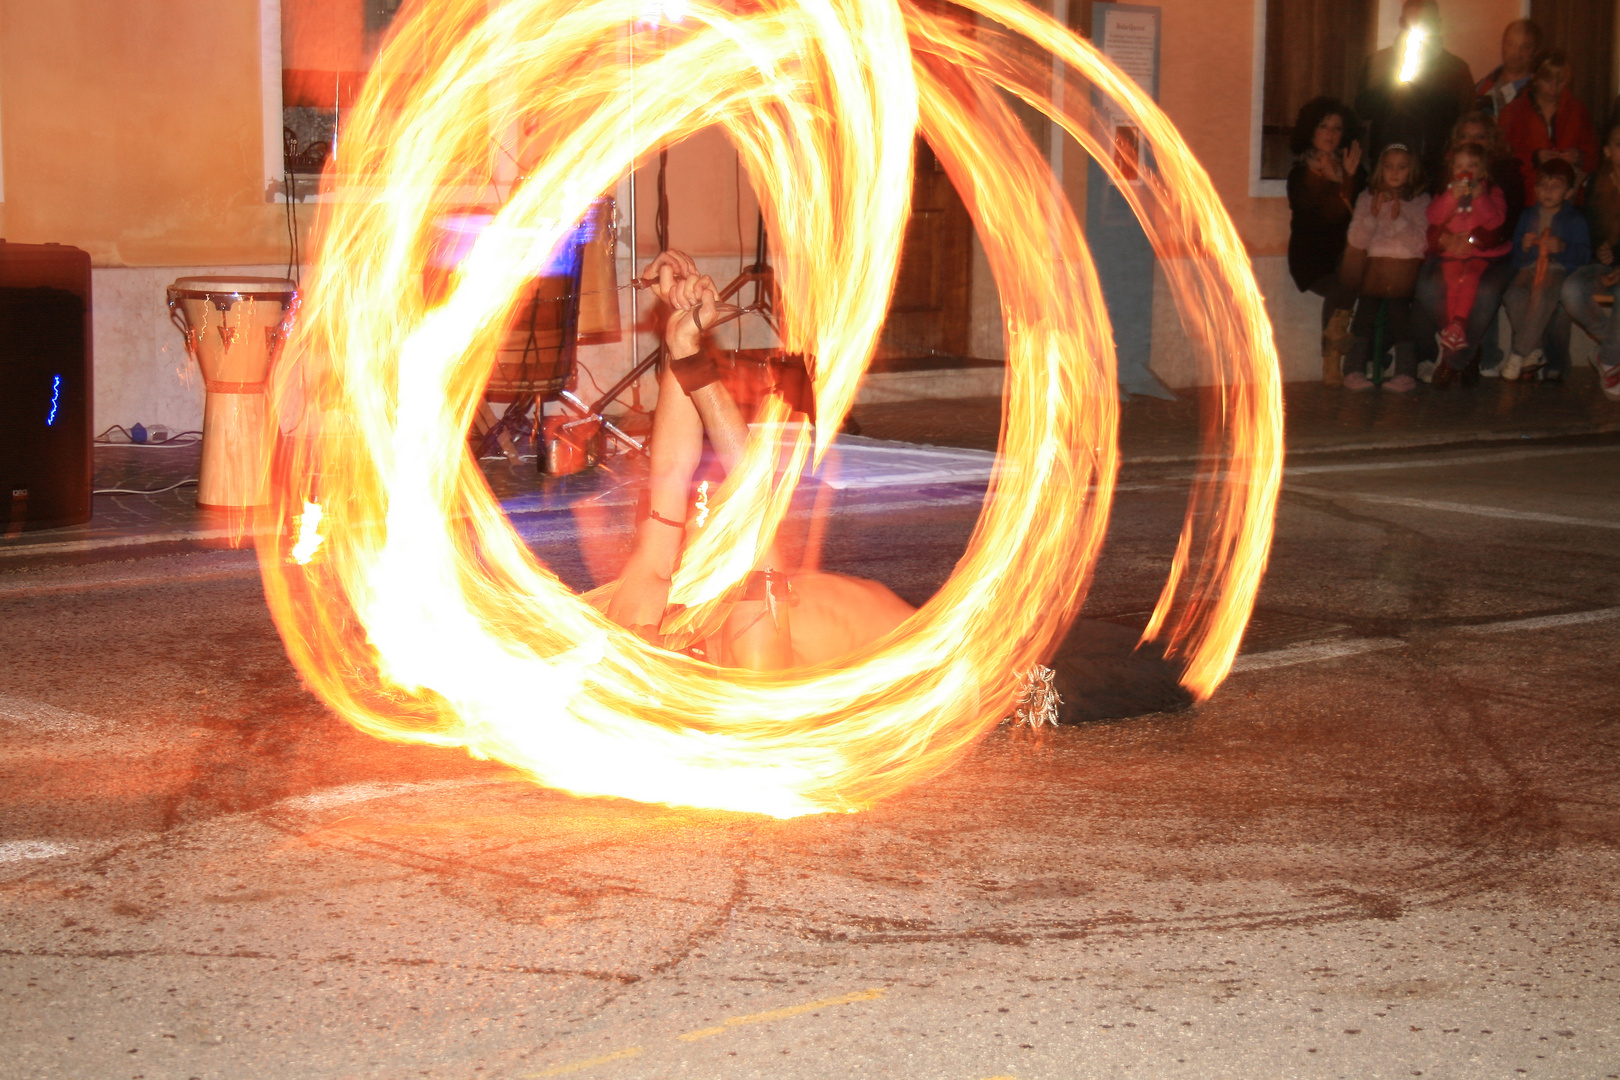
1356, 0, 1475, 191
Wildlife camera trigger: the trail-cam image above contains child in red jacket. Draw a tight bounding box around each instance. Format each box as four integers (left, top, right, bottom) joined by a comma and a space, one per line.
1498, 50, 1599, 207
1428, 142, 1512, 355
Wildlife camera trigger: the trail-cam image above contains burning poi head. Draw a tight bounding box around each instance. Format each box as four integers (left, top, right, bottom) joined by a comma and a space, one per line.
258, 0, 1282, 818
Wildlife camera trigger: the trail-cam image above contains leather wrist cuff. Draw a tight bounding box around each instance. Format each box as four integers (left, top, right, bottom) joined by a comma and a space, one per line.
668, 343, 724, 397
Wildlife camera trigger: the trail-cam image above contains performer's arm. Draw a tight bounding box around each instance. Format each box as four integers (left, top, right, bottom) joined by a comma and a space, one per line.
607, 252, 790, 668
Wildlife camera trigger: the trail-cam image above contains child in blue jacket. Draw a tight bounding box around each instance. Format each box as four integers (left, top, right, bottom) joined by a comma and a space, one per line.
1502, 157, 1591, 380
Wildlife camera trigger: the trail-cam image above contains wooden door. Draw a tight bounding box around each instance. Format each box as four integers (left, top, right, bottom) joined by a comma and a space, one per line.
875, 138, 975, 367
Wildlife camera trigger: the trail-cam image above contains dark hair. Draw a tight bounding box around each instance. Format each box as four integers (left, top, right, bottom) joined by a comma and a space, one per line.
1449, 110, 1507, 160
1290, 96, 1360, 157
1534, 47, 1571, 80
1537, 157, 1577, 188
1370, 143, 1425, 199
1401, 0, 1440, 32
1504, 17, 1543, 52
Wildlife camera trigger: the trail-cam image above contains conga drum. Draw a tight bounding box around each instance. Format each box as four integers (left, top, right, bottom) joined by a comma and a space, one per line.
166, 277, 298, 509
575, 196, 620, 337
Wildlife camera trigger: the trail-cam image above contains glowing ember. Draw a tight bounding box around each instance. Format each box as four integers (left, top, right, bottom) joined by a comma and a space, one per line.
256, 0, 1282, 817
290, 501, 325, 566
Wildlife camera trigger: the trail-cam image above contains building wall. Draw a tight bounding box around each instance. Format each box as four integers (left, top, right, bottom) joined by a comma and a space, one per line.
1146, 0, 1533, 387
0, 0, 1583, 431
0, 0, 287, 266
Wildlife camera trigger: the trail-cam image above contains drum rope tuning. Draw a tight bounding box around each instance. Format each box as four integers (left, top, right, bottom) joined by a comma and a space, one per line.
165, 277, 300, 512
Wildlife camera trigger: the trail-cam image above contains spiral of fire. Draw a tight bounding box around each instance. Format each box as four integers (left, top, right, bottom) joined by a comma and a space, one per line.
257, 0, 1282, 817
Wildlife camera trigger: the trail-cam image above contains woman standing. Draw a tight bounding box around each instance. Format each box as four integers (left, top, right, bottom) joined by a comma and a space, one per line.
1287, 98, 1365, 386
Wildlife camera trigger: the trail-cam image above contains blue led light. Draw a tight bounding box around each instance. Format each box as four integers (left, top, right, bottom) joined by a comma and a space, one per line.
46, 374, 62, 427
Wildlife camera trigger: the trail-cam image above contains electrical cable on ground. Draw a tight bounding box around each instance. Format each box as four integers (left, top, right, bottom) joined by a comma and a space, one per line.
92, 478, 199, 496
94, 426, 204, 447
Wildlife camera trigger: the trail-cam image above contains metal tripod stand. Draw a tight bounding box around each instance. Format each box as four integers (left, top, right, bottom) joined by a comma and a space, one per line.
555, 212, 781, 459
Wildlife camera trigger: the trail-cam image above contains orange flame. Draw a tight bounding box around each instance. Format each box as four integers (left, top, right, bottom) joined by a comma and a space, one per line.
256, 0, 1283, 817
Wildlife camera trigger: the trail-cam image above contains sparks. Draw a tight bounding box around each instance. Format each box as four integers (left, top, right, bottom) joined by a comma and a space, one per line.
290, 501, 325, 565
255, 0, 1282, 817
694, 480, 711, 529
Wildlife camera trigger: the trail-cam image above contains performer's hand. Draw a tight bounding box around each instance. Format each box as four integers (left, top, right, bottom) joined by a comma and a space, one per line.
663, 275, 718, 359
642, 250, 718, 359
642, 250, 698, 304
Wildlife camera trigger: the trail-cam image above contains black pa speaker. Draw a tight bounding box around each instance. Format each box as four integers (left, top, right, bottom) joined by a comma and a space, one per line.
0, 241, 93, 532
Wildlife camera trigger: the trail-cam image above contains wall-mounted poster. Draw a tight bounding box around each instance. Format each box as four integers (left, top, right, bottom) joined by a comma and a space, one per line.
1087, 3, 1169, 398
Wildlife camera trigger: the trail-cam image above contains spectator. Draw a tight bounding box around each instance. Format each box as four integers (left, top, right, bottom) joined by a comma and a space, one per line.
1449, 110, 1525, 222
1340, 144, 1430, 392
1413, 112, 1525, 378
1587, 120, 1620, 264
1427, 141, 1512, 385
1560, 120, 1620, 401
1474, 18, 1542, 118
1501, 158, 1589, 381
1356, 1, 1475, 191
1499, 49, 1599, 203
1286, 98, 1365, 386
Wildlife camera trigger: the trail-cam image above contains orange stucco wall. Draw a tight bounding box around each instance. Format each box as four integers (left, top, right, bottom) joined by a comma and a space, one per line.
0, 0, 286, 267
1150, 0, 1526, 259
0, 1, 1543, 271
631, 126, 762, 260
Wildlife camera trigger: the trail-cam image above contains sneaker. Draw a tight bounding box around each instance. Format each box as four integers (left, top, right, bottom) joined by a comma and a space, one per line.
1437, 322, 1469, 353
1343, 371, 1375, 391
1501, 352, 1524, 381
1538, 367, 1563, 384
1601, 364, 1620, 401
1417, 359, 1438, 383
1520, 348, 1545, 375
1479, 358, 1502, 377
1384, 374, 1418, 393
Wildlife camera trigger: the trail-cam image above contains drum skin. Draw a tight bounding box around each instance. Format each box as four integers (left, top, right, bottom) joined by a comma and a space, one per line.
167, 277, 297, 509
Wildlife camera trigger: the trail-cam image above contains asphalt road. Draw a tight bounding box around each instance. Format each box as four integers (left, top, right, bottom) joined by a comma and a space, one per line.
2, 436, 1618, 1079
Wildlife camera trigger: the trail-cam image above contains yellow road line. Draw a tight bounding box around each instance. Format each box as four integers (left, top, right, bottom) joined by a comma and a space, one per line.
527, 1046, 644, 1077
677, 987, 888, 1041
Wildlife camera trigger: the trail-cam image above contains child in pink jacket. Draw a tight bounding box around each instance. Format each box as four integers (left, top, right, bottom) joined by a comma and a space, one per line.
1428, 141, 1512, 355
1340, 144, 1431, 391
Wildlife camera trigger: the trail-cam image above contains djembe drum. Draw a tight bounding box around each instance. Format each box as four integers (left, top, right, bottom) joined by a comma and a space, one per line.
166, 277, 298, 509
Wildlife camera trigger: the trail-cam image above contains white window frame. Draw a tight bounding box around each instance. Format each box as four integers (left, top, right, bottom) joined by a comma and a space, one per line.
261, 0, 509, 206
1249, 0, 1285, 198
260, 0, 284, 202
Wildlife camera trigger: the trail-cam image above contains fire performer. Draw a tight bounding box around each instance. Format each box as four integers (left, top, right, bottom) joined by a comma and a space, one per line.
602, 250, 914, 669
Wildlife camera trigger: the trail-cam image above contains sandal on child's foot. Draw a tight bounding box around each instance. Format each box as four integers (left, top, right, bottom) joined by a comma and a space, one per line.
1383, 374, 1417, 393
1343, 371, 1375, 391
